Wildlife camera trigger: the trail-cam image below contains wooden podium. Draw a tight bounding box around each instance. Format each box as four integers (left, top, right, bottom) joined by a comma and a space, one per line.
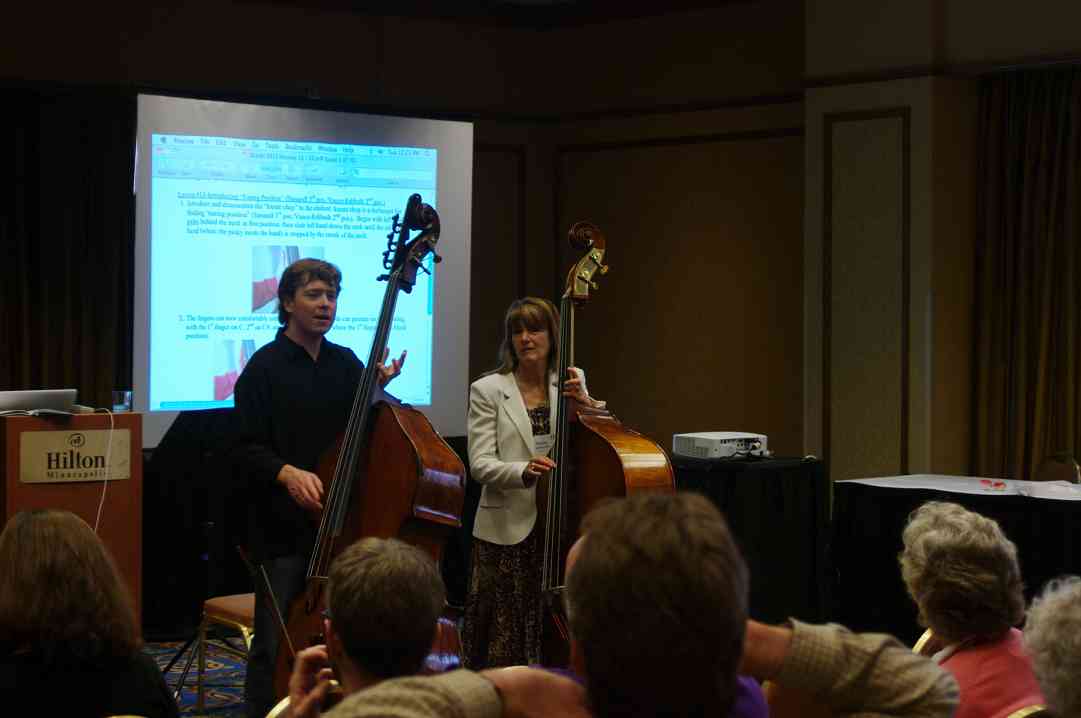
0, 413, 142, 622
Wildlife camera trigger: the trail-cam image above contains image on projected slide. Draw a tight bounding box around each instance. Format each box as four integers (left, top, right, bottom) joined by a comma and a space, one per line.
251, 245, 324, 312
213, 339, 257, 401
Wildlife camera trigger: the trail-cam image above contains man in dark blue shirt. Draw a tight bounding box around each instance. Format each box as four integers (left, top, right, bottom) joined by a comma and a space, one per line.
233, 258, 403, 718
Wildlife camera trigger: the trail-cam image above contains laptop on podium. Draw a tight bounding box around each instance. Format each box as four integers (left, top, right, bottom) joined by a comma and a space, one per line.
0, 389, 77, 415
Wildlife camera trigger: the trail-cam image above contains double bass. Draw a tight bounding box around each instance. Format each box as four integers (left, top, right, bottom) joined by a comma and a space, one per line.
271, 194, 466, 697
539, 222, 676, 665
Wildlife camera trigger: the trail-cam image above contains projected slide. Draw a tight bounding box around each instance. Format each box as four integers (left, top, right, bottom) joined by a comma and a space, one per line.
134, 95, 473, 448
148, 134, 437, 411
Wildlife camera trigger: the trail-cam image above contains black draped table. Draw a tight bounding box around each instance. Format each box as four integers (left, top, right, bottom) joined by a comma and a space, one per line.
673, 456, 829, 625
833, 475, 1081, 645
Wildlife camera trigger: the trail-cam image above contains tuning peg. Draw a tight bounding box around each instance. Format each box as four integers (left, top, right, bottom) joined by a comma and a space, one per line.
416, 250, 442, 275
599, 264, 609, 275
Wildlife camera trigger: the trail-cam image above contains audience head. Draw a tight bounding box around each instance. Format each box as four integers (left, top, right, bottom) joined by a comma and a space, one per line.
0, 509, 139, 663
277, 258, 343, 326
1034, 451, 1081, 483
899, 501, 1024, 645
565, 492, 749, 718
1024, 576, 1081, 718
325, 537, 445, 679
496, 297, 560, 374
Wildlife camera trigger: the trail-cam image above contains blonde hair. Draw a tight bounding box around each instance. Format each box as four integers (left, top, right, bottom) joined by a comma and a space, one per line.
898, 501, 1024, 644
1025, 576, 1081, 717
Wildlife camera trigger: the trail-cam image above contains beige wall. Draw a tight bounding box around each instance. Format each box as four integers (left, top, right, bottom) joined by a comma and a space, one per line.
11, 0, 1071, 461
1, 1, 525, 112
534, 4, 804, 114
468, 99, 806, 454
2, 1, 807, 452
808, 0, 1081, 80
467, 3, 806, 452
804, 80, 927, 479
803, 76, 978, 480
944, 1, 1081, 66
550, 103, 805, 456
468, 120, 566, 380
2, 1, 802, 116
801, 0, 1063, 479
806, 0, 939, 78
930, 78, 978, 474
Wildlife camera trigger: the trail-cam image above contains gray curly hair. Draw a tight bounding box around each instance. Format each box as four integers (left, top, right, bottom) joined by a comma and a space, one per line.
898, 501, 1025, 644
1025, 576, 1081, 717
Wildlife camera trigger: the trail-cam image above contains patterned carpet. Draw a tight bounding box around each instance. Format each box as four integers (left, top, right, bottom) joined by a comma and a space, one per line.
146, 639, 248, 717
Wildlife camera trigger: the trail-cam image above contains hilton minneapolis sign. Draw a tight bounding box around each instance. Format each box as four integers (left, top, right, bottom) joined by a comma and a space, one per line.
20, 430, 131, 483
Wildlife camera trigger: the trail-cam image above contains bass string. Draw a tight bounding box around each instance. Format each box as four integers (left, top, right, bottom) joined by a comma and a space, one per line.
308, 265, 402, 578
543, 293, 575, 591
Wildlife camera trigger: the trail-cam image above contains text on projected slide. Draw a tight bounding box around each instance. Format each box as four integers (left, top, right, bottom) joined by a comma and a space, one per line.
148, 134, 437, 412
182, 193, 388, 241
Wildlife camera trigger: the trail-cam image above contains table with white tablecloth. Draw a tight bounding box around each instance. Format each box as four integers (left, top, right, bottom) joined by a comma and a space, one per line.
832, 474, 1081, 644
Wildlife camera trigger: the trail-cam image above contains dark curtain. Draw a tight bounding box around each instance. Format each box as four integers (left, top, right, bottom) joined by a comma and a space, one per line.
0, 88, 135, 408
972, 67, 1081, 480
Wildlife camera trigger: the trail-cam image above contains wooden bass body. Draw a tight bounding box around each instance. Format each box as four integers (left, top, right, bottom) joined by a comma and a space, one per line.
538, 405, 675, 666
271, 400, 465, 697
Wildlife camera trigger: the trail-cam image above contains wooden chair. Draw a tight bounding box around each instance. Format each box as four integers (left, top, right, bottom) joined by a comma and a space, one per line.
913, 628, 937, 655
167, 592, 255, 711
266, 695, 291, 718
1005, 707, 1050, 718
196, 593, 255, 710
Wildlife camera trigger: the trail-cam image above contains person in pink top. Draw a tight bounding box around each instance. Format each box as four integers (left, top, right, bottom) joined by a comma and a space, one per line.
899, 501, 1046, 718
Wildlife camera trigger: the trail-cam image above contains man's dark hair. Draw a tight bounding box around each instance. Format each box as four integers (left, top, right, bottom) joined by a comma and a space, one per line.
277, 258, 342, 326
566, 493, 749, 718
327, 537, 445, 678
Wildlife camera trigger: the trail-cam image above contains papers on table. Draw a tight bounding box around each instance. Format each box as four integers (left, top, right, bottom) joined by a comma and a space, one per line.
841, 474, 1081, 501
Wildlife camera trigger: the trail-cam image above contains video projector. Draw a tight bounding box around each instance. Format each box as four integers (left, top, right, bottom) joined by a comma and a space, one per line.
672, 431, 769, 459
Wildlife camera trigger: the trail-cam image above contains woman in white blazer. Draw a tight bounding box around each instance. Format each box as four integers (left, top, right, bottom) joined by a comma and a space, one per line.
462, 297, 602, 668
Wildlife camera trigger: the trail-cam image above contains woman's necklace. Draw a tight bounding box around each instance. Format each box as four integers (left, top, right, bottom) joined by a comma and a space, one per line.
514, 370, 548, 409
